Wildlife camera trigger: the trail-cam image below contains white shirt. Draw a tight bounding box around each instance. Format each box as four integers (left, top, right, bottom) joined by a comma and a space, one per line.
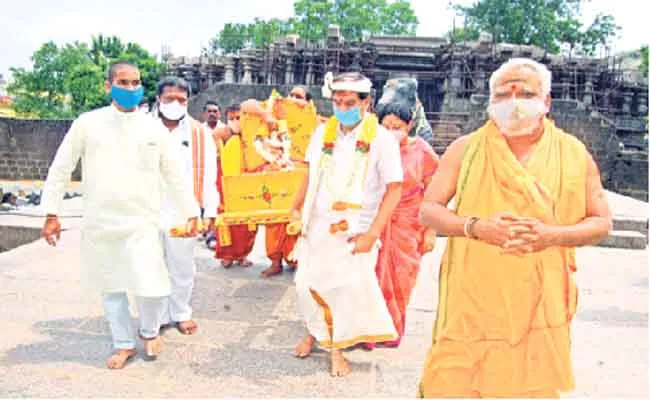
303, 116, 403, 231
160, 117, 219, 229
40, 105, 200, 296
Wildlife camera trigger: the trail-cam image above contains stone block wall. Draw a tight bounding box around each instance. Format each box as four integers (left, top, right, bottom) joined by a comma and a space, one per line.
609, 152, 649, 201
430, 95, 647, 201
0, 118, 79, 181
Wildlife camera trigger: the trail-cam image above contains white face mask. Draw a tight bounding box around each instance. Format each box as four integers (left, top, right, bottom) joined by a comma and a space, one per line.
159, 100, 187, 121
389, 129, 408, 143
487, 98, 548, 137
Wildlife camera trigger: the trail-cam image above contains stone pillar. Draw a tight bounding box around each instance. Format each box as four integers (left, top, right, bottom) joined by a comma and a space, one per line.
206, 68, 215, 87
473, 59, 487, 93
242, 58, 253, 84
582, 72, 594, 106
622, 91, 633, 114
561, 76, 571, 100
224, 58, 235, 84
305, 61, 314, 86
285, 57, 294, 85
450, 58, 462, 92
638, 93, 648, 115
443, 57, 462, 110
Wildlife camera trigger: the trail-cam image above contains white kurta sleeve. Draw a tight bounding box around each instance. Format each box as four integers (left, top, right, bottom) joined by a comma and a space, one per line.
304, 125, 325, 164
159, 132, 201, 220
202, 128, 219, 218
377, 131, 404, 185
40, 118, 86, 216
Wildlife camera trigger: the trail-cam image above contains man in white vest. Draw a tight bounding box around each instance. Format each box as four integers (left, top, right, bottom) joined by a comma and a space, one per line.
41, 62, 200, 369
291, 72, 403, 376
155, 77, 219, 335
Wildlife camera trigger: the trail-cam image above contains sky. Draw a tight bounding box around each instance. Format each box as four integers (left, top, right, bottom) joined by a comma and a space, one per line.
0, 0, 647, 80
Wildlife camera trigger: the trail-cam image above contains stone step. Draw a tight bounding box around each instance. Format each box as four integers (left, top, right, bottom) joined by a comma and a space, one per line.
598, 230, 647, 250
613, 216, 648, 236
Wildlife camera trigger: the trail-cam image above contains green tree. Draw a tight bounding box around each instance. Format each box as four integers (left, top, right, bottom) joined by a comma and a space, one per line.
207, 0, 419, 53
292, 0, 332, 43
295, 0, 419, 43
217, 23, 249, 54
8, 41, 104, 118
446, 27, 480, 43
247, 18, 293, 49
378, 0, 418, 35
453, 0, 620, 55
8, 36, 165, 118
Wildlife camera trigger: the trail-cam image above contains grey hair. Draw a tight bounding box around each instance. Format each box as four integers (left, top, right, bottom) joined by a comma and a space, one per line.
488, 58, 552, 96
156, 76, 191, 97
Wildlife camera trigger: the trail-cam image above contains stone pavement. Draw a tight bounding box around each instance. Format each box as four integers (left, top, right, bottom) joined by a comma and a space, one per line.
0, 199, 647, 397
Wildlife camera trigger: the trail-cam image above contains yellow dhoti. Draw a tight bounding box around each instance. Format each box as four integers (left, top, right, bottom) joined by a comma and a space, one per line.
419, 119, 588, 397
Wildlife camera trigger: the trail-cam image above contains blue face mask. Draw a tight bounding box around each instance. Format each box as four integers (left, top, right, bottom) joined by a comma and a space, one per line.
333, 106, 363, 127
110, 85, 144, 110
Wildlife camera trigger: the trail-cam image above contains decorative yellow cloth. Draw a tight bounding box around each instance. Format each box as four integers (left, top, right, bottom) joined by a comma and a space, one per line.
220, 135, 243, 176
419, 118, 588, 398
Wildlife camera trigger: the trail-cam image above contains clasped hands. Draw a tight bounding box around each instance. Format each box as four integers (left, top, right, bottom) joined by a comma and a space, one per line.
474, 212, 558, 255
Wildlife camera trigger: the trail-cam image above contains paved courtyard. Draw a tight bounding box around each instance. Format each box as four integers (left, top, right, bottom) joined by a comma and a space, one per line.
0, 197, 647, 397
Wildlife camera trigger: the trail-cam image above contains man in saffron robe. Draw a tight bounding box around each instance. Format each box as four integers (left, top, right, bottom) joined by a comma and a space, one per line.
214, 104, 257, 268
417, 58, 612, 398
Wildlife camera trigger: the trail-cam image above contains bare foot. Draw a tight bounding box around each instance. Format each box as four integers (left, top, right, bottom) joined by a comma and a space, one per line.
292, 335, 315, 358
260, 262, 282, 278
177, 320, 198, 335
237, 259, 253, 268
141, 336, 163, 360
106, 348, 136, 369
285, 261, 298, 271
221, 260, 234, 269
330, 349, 350, 377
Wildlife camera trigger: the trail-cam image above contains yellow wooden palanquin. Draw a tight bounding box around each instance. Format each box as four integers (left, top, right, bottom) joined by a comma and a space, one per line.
216, 91, 318, 245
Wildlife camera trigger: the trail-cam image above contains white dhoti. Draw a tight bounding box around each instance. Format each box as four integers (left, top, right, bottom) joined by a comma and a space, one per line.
160, 234, 197, 323
296, 212, 398, 349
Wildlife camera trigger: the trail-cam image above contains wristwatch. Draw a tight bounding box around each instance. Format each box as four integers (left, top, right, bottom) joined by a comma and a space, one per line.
463, 216, 480, 239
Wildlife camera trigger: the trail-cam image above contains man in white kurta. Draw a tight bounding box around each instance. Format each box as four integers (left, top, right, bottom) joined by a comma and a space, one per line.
292, 72, 403, 377
41, 62, 200, 369
155, 77, 219, 335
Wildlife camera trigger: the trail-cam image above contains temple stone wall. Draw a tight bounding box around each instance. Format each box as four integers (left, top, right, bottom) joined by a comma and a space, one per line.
0, 118, 80, 181
0, 95, 645, 201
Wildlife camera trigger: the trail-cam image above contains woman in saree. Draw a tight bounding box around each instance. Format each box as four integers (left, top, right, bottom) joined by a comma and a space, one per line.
366, 79, 439, 349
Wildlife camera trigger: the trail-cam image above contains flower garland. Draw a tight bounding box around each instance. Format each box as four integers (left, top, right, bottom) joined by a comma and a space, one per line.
318, 114, 378, 206
321, 114, 377, 155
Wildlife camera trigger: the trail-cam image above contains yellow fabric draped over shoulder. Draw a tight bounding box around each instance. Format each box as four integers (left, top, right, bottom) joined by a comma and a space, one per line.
220, 135, 243, 176
419, 118, 588, 398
